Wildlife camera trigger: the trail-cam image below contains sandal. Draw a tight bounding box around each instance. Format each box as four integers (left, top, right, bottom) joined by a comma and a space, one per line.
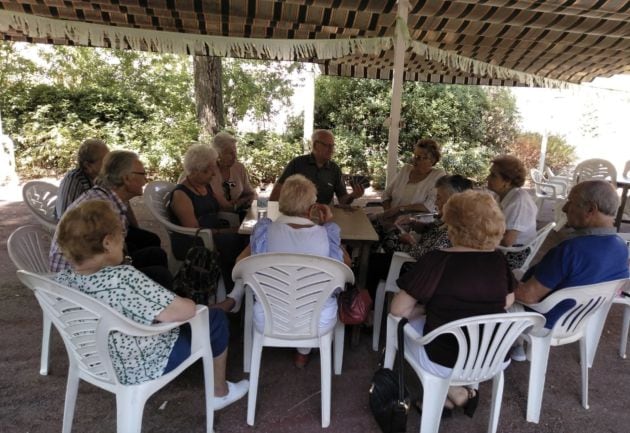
463, 388, 479, 418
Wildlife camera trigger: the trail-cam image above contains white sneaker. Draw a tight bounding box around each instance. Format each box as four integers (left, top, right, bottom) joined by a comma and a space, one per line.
227, 283, 245, 313
510, 345, 527, 362
214, 380, 249, 410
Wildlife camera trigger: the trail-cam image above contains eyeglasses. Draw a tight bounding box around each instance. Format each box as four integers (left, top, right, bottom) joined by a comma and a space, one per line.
222, 180, 236, 201
413, 155, 432, 161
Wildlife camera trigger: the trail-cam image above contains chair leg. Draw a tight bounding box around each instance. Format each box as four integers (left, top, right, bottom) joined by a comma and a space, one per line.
372, 281, 387, 351
243, 290, 254, 373
620, 305, 630, 359
584, 306, 610, 368
247, 332, 264, 426
216, 277, 226, 302
526, 337, 551, 423
579, 338, 590, 410
40, 313, 52, 376
333, 321, 345, 375
383, 315, 398, 369
419, 376, 450, 433
116, 390, 147, 433
62, 366, 80, 433
202, 354, 214, 433
320, 336, 333, 428
488, 372, 504, 433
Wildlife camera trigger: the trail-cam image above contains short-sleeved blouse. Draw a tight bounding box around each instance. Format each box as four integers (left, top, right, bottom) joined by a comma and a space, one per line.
210, 161, 255, 205
55, 265, 178, 385
396, 250, 516, 367
501, 187, 537, 245
382, 165, 446, 212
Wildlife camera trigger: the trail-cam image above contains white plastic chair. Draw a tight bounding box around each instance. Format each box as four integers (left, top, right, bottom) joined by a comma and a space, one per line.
572, 158, 617, 187
16, 270, 214, 433
521, 279, 626, 423
143, 180, 239, 299
22, 180, 59, 232
232, 253, 354, 428
544, 167, 572, 190
7, 225, 54, 375
530, 169, 567, 217
497, 222, 556, 280
372, 251, 417, 351
384, 312, 545, 433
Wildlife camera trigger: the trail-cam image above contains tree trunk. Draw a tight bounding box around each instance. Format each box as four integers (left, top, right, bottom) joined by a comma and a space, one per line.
193, 56, 224, 142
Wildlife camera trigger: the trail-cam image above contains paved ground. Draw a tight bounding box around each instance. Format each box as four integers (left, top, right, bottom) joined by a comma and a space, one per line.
1, 181, 629, 433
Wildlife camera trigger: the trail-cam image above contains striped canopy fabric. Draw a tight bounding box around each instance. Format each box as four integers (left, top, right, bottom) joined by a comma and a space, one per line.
1, 0, 629, 86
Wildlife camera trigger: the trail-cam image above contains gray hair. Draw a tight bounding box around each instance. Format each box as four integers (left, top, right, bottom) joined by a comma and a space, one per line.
77, 138, 108, 168
311, 129, 334, 145
279, 174, 317, 216
97, 150, 138, 189
573, 180, 619, 216
183, 143, 217, 173
212, 132, 237, 153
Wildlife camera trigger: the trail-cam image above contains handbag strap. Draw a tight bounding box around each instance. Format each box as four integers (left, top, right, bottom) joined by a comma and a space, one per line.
397, 317, 409, 402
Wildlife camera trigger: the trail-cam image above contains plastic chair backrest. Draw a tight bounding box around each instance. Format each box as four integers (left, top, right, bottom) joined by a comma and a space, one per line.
526, 279, 624, 345
624, 160, 630, 178
572, 159, 617, 187
232, 253, 354, 339
7, 225, 52, 273
144, 180, 176, 226
406, 312, 545, 384
22, 181, 59, 232
497, 222, 556, 276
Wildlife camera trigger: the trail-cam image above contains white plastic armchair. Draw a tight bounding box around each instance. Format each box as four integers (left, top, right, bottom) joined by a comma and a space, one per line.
530, 169, 567, 217
544, 167, 572, 190
384, 312, 545, 433
497, 222, 556, 280
22, 180, 59, 233
572, 158, 617, 187
143, 180, 239, 299
232, 253, 354, 428
521, 279, 626, 423
372, 251, 417, 351
7, 225, 54, 375
16, 270, 215, 433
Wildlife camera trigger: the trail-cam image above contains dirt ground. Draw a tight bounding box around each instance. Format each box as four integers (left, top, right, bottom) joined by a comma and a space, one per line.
1, 185, 629, 433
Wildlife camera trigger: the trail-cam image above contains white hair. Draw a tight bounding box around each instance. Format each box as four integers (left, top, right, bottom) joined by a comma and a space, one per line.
212, 132, 237, 153
183, 143, 217, 173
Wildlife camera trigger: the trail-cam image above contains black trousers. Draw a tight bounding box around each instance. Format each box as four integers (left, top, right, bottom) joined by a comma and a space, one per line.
125, 226, 173, 290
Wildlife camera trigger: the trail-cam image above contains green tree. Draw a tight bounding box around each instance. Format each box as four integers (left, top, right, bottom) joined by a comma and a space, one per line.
508, 132, 576, 174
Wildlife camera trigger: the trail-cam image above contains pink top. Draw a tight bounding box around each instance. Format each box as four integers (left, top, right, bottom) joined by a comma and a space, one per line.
210, 161, 256, 210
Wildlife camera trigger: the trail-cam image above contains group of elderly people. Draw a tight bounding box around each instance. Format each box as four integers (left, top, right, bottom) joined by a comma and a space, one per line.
47, 131, 628, 419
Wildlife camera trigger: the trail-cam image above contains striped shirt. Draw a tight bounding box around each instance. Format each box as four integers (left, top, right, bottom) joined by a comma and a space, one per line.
49, 186, 129, 272
55, 168, 93, 219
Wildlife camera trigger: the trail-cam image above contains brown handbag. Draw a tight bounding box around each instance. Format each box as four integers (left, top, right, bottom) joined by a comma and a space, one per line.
338, 284, 373, 325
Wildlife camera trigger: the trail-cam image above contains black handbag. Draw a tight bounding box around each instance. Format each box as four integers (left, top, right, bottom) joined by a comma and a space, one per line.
369, 318, 410, 433
172, 229, 221, 305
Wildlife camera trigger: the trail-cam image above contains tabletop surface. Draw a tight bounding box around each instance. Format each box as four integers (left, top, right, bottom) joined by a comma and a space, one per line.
238, 206, 379, 242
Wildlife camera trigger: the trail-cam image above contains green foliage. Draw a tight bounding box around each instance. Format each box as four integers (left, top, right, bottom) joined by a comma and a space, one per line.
508, 132, 576, 174
314, 76, 522, 185
237, 130, 302, 186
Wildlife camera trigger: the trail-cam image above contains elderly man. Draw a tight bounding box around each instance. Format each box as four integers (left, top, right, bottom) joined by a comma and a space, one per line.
55, 138, 110, 219
515, 180, 628, 307
269, 129, 364, 205
50, 150, 171, 288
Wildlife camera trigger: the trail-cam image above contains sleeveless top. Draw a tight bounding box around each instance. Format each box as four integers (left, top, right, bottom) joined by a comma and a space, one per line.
170, 183, 221, 229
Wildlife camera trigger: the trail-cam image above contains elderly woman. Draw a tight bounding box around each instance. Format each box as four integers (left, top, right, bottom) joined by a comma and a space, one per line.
380, 139, 446, 220
170, 143, 248, 295
391, 190, 515, 417
55, 200, 248, 409
210, 132, 256, 221
394, 174, 474, 259
236, 174, 352, 368
487, 155, 538, 268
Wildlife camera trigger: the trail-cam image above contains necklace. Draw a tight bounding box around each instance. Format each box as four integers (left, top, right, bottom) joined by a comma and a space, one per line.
186, 176, 206, 196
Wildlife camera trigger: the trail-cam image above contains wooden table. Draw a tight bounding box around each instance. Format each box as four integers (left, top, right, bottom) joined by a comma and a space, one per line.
238, 206, 378, 286
615, 177, 630, 231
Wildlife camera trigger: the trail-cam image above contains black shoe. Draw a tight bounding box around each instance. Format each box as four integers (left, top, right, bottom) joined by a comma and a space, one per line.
463, 389, 479, 418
